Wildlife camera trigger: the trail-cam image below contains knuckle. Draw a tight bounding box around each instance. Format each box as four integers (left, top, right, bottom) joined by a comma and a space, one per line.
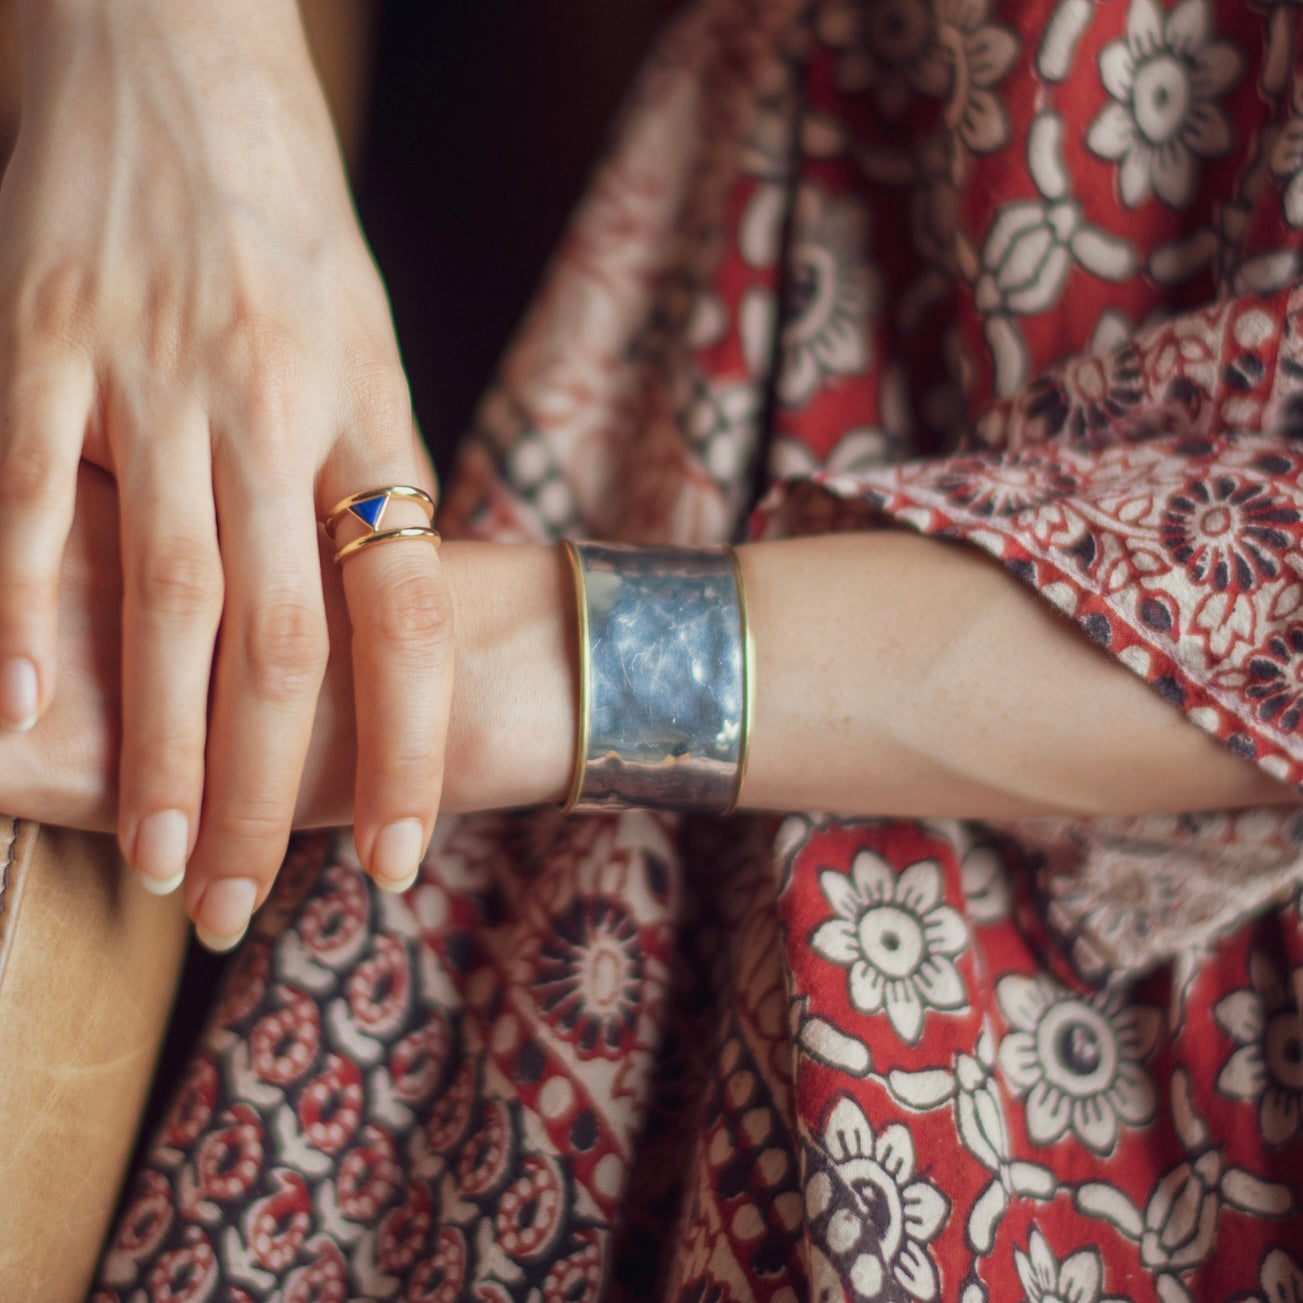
22, 259, 96, 346
345, 353, 412, 437
243, 597, 328, 698
122, 731, 202, 791
242, 361, 298, 441
373, 575, 453, 654
140, 269, 185, 371
134, 538, 223, 619
0, 572, 55, 618
226, 303, 299, 369
218, 308, 305, 439
368, 745, 441, 794
210, 799, 290, 856
0, 437, 59, 509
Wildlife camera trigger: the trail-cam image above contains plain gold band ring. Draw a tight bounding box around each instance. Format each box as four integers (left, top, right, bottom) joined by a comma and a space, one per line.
333, 525, 442, 565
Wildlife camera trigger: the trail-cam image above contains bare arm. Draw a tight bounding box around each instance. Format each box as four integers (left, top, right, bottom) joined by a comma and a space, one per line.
430, 531, 1289, 820
736, 532, 1291, 818
1, 467, 1287, 832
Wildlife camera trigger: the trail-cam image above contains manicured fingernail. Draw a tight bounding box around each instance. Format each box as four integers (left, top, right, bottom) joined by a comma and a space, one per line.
134, 810, 189, 892
138, 867, 186, 897
371, 818, 425, 892
0, 658, 39, 731
193, 877, 258, 953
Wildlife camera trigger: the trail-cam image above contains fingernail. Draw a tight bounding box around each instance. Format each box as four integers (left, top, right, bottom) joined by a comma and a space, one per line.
0, 658, 39, 731
371, 818, 425, 892
193, 876, 258, 953
134, 810, 190, 892
376, 866, 420, 895
138, 867, 186, 897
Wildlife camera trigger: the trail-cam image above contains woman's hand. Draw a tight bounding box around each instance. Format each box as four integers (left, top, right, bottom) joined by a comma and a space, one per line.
0, 464, 576, 846
0, 0, 452, 947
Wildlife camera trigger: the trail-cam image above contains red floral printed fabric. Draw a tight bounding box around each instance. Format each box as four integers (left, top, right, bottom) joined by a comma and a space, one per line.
97, 1, 1303, 1299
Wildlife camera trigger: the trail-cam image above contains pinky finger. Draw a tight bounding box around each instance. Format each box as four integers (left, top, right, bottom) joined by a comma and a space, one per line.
0, 345, 93, 729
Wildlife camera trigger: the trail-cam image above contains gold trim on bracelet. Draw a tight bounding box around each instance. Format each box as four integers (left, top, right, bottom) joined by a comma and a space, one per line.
561, 540, 592, 814
722, 544, 753, 815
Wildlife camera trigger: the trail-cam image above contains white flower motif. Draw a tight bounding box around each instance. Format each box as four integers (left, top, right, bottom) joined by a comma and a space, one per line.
817, 0, 948, 117
1085, 0, 1243, 210
937, 0, 1021, 156
805, 1095, 949, 1301
1079, 1144, 1290, 1285
997, 975, 1160, 1154
975, 112, 1138, 395
1014, 1228, 1104, 1303
1214, 951, 1303, 1145
1140, 1154, 1222, 1273
811, 850, 968, 1044
1270, 106, 1303, 228
686, 378, 763, 485
1079, 1068, 1291, 1290
888, 1033, 1057, 1255
977, 198, 1077, 315
960, 844, 1011, 922
977, 114, 1138, 318
1257, 1250, 1303, 1303
741, 184, 879, 409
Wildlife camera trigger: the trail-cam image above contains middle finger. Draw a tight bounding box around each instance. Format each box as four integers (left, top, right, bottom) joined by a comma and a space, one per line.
185, 462, 328, 951
117, 399, 223, 894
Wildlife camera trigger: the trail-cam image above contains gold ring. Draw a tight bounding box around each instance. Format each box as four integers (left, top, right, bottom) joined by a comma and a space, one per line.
323, 484, 436, 539
334, 525, 442, 564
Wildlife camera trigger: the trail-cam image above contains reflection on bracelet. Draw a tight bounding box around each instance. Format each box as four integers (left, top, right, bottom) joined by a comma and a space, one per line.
562, 540, 751, 815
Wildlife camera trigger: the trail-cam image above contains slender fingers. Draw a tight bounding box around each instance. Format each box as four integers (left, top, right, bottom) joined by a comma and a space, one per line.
323, 440, 453, 894
184, 468, 328, 951
116, 403, 222, 893
0, 342, 92, 730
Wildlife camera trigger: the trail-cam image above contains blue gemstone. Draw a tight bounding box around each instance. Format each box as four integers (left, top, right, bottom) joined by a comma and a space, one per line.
350, 495, 387, 529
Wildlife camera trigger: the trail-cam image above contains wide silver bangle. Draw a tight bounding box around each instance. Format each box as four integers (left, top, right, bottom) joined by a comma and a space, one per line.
562, 541, 753, 814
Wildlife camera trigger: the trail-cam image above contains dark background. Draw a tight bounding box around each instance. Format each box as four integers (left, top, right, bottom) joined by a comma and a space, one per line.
354, 2, 683, 472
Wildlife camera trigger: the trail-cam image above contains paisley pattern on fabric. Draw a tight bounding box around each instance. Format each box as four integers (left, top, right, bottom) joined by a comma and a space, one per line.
97, 1, 1303, 1298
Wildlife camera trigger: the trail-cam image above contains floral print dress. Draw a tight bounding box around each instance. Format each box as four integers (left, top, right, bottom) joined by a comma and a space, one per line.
96, 1, 1303, 1299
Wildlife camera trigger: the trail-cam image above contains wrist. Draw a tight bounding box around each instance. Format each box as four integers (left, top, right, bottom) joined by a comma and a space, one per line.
295, 542, 577, 827
440, 543, 577, 813
16, 0, 315, 109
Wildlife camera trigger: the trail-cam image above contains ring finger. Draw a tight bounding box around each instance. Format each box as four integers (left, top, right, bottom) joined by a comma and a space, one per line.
322, 447, 451, 893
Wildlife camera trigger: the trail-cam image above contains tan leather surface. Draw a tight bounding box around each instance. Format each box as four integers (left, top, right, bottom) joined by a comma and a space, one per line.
0, 818, 188, 1302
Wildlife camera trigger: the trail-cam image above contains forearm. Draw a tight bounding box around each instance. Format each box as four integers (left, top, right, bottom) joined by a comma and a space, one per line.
3, 515, 1291, 830
737, 533, 1291, 817
305, 533, 1293, 824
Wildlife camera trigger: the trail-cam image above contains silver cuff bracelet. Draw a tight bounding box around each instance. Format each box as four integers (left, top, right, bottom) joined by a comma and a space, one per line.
562, 541, 753, 814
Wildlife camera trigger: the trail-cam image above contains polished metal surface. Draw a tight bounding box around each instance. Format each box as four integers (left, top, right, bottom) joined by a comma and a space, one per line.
565, 541, 747, 813
322, 484, 441, 564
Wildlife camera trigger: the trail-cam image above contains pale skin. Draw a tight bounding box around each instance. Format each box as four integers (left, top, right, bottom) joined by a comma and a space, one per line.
0, 0, 453, 949
0, 4, 1293, 959
0, 465, 1291, 886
